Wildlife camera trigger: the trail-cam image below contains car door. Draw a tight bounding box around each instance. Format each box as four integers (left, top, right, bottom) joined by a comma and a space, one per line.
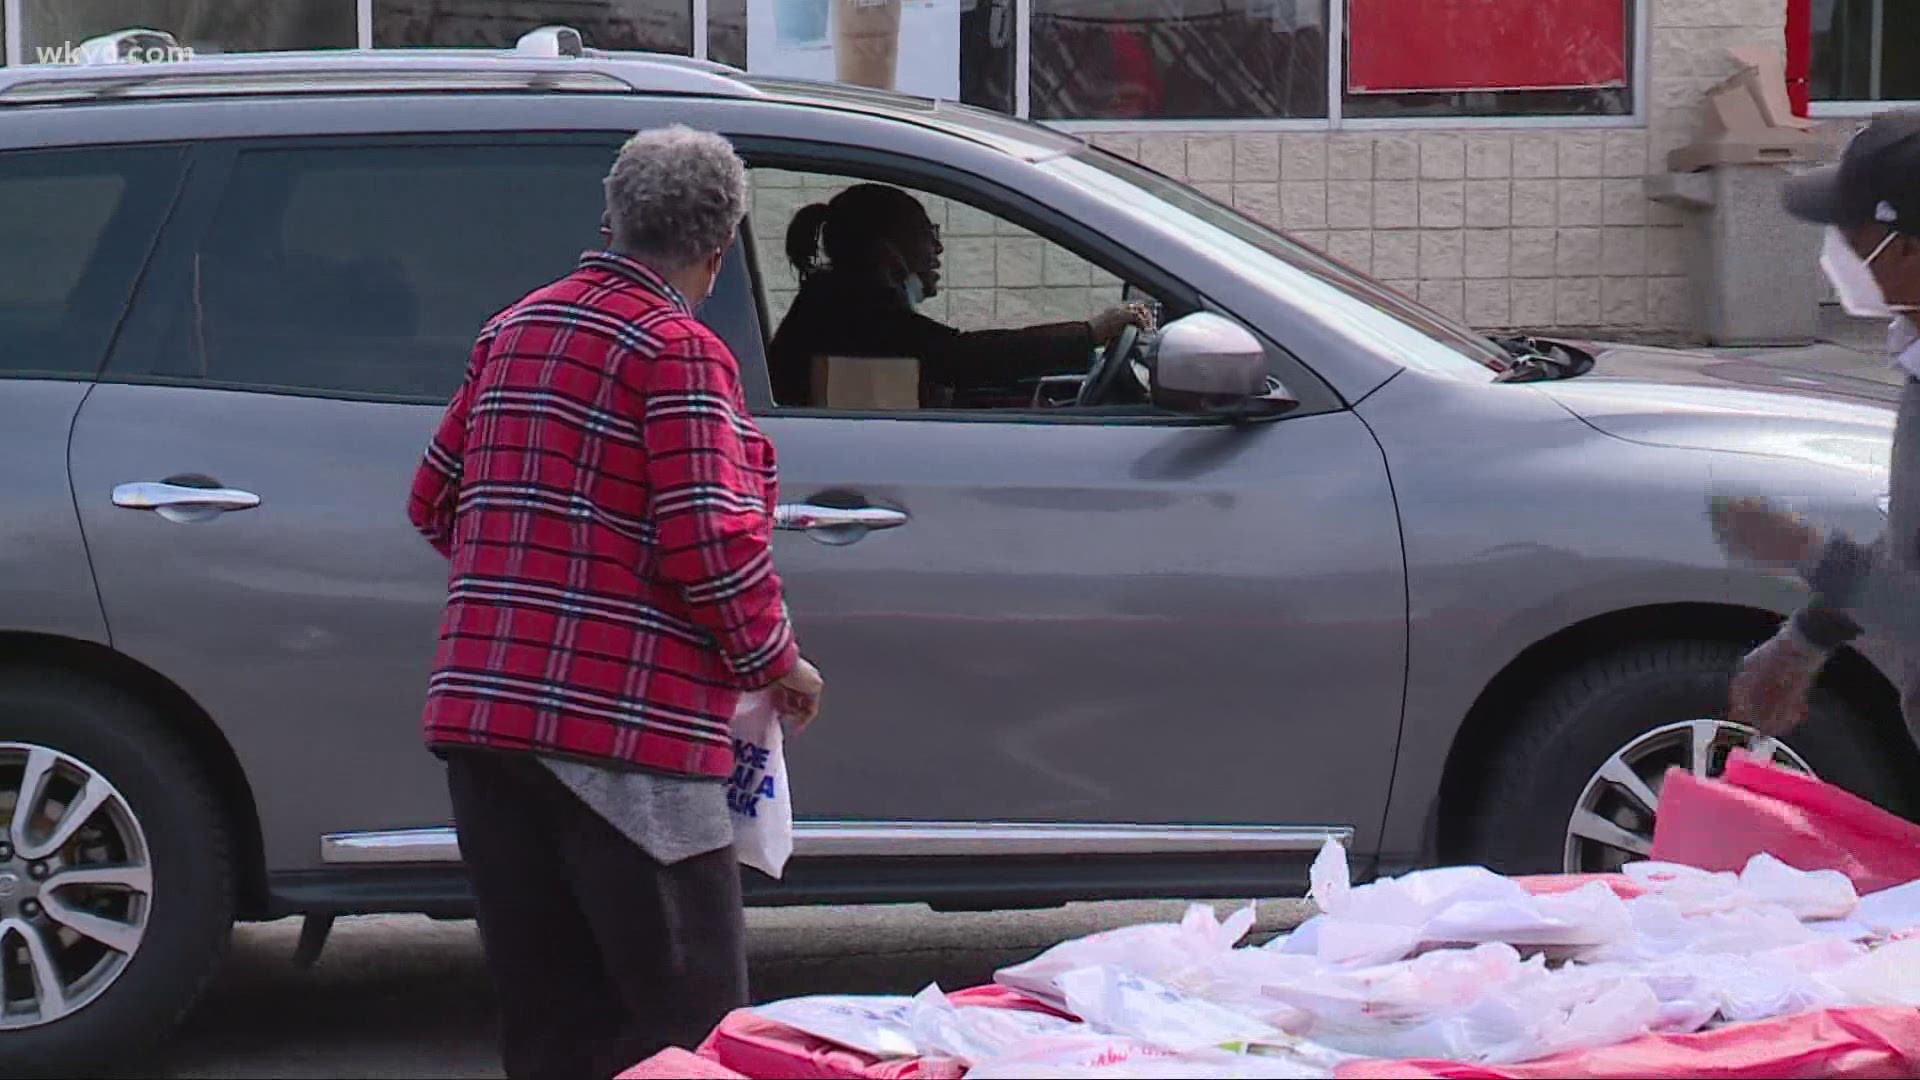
1, 143, 188, 649
65, 133, 646, 875
728, 154, 1411, 870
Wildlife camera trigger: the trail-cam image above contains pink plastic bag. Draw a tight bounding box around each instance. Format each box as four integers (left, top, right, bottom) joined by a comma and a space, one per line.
617, 1047, 749, 1078
1332, 1005, 1920, 1079
1649, 750, 1920, 895
1513, 874, 1646, 901
700, 1009, 966, 1079
698, 988, 1066, 1080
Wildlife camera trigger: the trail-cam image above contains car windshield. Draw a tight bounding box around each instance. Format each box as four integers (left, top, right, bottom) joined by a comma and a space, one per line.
1042, 148, 1513, 382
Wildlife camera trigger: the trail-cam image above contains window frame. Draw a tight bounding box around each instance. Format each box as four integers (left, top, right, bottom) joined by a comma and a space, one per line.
102, 130, 631, 405
0, 140, 190, 381
1809, 100, 1920, 118
727, 133, 1341, 425
1807, 0, 1920, 115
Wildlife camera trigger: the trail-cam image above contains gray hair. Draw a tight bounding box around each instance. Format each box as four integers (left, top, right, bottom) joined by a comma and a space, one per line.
603, 125, 748, 268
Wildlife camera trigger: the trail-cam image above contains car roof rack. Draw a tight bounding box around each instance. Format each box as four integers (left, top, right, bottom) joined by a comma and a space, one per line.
514, 25, 586, 58
0, 25, 758, 105
0, 23, 1078, 163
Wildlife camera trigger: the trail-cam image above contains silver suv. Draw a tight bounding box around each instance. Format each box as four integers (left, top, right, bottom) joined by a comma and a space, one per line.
1, 29, 1912, 1075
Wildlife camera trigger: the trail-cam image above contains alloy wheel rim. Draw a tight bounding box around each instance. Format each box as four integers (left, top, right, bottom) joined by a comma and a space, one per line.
1563, 718, 1813, 874
0, 742, 152, 1030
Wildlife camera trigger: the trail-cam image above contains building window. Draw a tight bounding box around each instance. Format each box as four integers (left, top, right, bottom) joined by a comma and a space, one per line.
1342, 0, 1632, 119
709, 0, 748, 67
374, 0, 692, 55
12, 0, 1648, 125
1811, 0, 1920, 104
21, 0, 356, 57
711, 0, 1013, 115
1029, 0, 1329, 121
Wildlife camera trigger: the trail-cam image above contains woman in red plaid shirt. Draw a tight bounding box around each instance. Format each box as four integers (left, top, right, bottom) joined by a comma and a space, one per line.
407, 125, 823, 1080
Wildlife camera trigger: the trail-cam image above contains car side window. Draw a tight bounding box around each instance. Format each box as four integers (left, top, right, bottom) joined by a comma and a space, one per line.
745, 167, 1165, 414
117, 141, 618, 401
0, 145, 187, 379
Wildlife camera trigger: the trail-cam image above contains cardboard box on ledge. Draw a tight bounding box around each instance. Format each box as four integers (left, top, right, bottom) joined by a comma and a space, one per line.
1666, 45, 1825, 173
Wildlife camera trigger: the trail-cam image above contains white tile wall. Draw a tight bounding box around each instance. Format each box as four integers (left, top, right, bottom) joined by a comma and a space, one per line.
1067, 117, 1721, 333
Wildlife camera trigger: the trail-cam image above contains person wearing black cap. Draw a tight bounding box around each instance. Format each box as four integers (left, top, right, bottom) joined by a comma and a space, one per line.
1710, 107, 1920, 738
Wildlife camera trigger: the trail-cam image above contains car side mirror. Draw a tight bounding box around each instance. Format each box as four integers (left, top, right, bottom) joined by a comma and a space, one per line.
1149, 312, 1298, 420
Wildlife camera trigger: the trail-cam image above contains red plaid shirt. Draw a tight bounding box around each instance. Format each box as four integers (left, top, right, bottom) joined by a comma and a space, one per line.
408, 251, 799, 780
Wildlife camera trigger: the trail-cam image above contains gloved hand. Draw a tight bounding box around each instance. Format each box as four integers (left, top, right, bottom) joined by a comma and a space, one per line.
1709, 495, 1825, 569
1728, 622, 1833, 737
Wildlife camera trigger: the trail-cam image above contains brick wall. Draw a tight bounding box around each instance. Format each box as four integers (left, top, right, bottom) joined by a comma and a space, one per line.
748, 0, 1804, 338
1087, 128, 1694, 331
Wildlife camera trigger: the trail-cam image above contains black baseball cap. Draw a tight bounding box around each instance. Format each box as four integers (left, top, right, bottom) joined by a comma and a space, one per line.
1782, 108, 1920, 233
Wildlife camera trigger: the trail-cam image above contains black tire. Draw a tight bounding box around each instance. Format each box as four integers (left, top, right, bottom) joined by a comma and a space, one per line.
1461, 639, 1912, 876
0, 670, 234, 1079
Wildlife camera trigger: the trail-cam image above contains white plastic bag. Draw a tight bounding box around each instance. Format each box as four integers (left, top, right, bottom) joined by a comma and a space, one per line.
1161, 948, 1322, 1033
959, 1036, 1196, 1079
1424, 880, 1633, 951
1853, 879, 1920, 937
904, 983, 1088, 1065
726, 689, 792, 879
1813, 937, 1920, 1005
997, 903, 1256, 1007
1290, 840, 1627, 967
1621, 862, 1748, 916
1057, 965, 1283, 1054
968, 1048, 1337, 1079
750, 995, 918, 1057
1738, 853, 1858, 921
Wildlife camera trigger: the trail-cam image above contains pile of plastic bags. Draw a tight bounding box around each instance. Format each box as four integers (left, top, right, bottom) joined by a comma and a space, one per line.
674, 840, 1920, 1079
623, 753, 1920, 1079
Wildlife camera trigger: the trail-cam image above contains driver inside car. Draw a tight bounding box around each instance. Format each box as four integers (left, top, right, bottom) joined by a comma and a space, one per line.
767, 183, 1154, 408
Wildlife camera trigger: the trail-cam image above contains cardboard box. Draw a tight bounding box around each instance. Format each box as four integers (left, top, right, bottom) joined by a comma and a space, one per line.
809, 355, 920, 410
1666, 45, 1823, 173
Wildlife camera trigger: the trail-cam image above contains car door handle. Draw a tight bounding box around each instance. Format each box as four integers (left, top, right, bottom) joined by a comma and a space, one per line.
771, 507, 906, 534
113, 481, 260, 513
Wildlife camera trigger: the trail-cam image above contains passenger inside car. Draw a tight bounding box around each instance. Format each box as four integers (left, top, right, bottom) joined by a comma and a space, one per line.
766, 183, 1153, 409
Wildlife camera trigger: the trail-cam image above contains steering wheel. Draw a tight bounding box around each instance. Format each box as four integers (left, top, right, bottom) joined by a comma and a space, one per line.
1076, 323, 1142, 408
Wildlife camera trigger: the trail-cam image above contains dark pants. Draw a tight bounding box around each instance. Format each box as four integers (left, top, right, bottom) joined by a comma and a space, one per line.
444, 749, 748, 1080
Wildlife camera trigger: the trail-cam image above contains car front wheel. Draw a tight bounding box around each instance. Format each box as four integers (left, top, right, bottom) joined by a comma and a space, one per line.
0, 671, 235, 1077
1462, 640, 1912, 876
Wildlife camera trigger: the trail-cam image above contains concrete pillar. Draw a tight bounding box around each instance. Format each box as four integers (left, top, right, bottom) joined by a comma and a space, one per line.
1646, 163, 1824, 346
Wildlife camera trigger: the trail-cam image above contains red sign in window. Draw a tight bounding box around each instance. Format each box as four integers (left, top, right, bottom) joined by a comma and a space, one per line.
1346, 0, 1629, 94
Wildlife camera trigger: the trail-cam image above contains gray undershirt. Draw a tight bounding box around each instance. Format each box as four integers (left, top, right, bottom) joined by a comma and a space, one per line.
542, 758, 733, 865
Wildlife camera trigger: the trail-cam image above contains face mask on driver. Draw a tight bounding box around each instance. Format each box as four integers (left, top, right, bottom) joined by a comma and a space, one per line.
900, 272, 927, 308
1820, 226, 1902, 319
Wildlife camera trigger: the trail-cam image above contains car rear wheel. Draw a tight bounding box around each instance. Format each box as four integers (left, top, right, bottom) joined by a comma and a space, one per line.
0, 671, 234, 1077
1461, 639, 1911, 876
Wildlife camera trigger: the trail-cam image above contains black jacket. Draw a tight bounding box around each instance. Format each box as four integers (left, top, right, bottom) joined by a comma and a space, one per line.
767, 269, 1094, 407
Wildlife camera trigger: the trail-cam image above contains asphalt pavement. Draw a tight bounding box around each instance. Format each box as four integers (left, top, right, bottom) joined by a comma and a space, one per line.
153, 899, 1314, 1079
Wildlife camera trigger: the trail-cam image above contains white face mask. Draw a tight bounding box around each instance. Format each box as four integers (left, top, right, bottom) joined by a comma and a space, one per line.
1820, 226, 1902, 319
